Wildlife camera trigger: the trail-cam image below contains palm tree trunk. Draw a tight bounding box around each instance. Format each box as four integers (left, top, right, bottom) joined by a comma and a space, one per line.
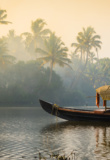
80, 48, 82, 62
96, 49, 100, 65
48, 61, 53, 85
70, 50, 89, 89
85, 49, 89, 68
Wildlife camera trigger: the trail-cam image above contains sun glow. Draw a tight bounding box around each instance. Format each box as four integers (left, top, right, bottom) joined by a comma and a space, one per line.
0, 0, 110, 58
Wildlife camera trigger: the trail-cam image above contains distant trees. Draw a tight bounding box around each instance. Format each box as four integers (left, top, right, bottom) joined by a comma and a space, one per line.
70, 26, 102, 88
22, 18, 51, 58
0, 10, 15, 68
97, 58, 110, 86
0, 61, 66, 105
85, 64, 100, 88
71, 26, 102, 67
3, 30, 29, 61
0, 11, 108, 106
0, 38, 15, 68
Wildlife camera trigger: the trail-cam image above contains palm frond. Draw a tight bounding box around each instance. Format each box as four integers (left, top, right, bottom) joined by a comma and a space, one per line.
0, 9, 12, 24
36, 48, 48, 55
55, 59, 73, 70
0, 20, 12, 24
40, 29, 51, 35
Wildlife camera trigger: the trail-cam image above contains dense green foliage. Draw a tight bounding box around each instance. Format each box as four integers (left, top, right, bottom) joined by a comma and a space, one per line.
0, 57, 109, 106
0, 61, 86, 106
0, 9, 109, 106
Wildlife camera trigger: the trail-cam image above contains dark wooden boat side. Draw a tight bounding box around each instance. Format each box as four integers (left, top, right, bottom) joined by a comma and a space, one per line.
39, 99, 110, 122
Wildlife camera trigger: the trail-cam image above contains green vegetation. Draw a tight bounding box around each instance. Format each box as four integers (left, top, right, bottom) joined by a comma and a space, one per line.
21, 18, 51, 58
36, 32, 72, 84
71, 26, 102, 65
0, 9, 109, 106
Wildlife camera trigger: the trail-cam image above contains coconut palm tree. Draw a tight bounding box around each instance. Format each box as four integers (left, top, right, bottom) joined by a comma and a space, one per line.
36, 32, 72, 84
71, 26, 102, 67
0, 38, 15, 68
88, 52, 98, 64
70, 27, 102, 88
71, 38, 85, 63
21, 18, 51, 57
0, 10, 14, 69
31, 18, 51, 41
0, 9, 11, 24
3, 30, 28, 61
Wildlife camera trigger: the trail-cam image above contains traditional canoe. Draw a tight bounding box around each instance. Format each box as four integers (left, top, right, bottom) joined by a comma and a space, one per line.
39, 85, 110, 122
39, 99, 110, 122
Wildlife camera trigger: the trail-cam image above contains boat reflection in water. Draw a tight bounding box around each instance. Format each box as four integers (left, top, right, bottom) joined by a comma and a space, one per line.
40, 121, 110, 160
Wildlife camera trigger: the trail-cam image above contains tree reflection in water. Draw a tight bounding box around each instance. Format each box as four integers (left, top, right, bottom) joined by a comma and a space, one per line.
95, 126, 110, 159
40, 121, 110, 160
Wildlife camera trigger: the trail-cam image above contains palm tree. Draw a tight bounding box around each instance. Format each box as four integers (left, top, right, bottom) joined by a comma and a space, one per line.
0, 38, 15, 68
85, 64, 101, 88
3, 30, 28, 61
21, 18, 51, 57
71, 37, 85, 63
0, 10, 13, 69
70, 27, 102, 88
31, 18, 51, 41
88, 52, 98, 64
71, 26, 102, 67
0, 9, 11, 24
36, 32, 72, 84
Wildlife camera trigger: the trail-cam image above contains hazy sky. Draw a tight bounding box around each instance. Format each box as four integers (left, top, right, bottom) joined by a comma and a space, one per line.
0, 0, 110, 58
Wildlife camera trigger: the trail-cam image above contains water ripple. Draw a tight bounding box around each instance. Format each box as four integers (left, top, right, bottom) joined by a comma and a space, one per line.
0, 107, 110, 160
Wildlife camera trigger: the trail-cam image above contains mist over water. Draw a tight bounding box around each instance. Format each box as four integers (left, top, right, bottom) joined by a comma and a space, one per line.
0, 106, 110, 160
0, 1, 110, 160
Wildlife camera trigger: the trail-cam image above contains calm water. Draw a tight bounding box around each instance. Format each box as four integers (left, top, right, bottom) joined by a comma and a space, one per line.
0, 106, 110, 160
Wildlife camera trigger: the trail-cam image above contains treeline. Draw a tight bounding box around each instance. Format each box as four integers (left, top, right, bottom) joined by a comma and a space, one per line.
0, 9, 109, 106
0, 61, 85, 106
0, 58, 109, 106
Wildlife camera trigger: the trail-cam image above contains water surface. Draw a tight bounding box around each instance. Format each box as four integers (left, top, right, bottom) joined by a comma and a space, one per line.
0, 106, 110, 160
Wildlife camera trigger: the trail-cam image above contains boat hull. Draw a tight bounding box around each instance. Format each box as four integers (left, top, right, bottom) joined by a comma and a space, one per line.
39, 99, 110, 122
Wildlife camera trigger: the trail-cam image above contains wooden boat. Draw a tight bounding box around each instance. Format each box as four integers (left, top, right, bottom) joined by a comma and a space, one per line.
39, 99, 110, 122
39, 85, 110, 122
